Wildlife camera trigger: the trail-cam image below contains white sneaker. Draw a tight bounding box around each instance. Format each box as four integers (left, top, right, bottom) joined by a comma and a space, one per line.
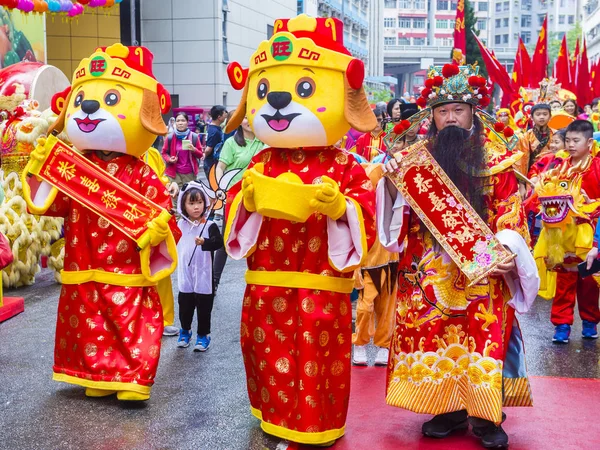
352, 345, 368, 366
374, 347, 389, 366
163, 325, 180, 336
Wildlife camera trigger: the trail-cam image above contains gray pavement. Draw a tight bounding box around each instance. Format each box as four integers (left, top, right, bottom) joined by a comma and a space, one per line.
1, 259, 599, 449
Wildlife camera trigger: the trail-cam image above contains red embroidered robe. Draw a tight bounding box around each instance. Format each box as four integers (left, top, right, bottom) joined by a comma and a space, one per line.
225, 147, 375, 445
26, 153, 179, 396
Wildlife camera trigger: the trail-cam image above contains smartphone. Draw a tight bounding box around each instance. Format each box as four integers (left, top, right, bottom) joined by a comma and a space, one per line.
181, 139, 192, 150
577, 259, 600, 278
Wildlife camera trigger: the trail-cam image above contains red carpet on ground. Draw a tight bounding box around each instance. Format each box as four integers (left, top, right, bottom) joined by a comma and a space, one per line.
299, 368, 600, 450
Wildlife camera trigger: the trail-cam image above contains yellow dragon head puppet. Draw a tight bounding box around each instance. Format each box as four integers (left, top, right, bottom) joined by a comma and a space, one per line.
225, 14, 376, 147
49, 43, 171, 157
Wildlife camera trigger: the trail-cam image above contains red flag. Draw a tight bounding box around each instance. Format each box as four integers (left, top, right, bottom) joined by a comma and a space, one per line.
554, 35, 572, 92
569, 39, 580, 91
512, 38, 532, 89
452, 0, 466, 64
577, 40, 591, 107
472, 32, 515, 106
592, 59, 600, 100
531, 15, 549, 85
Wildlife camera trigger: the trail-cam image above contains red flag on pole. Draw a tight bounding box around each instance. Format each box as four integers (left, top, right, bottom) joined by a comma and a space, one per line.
577, 40, 591, 107
555, 35, 572, 92
512, 38, 532, 89
531, 15, 549, 85
569, 38, 580, 91
472, 32, 515, 107
452, 0, 467, 64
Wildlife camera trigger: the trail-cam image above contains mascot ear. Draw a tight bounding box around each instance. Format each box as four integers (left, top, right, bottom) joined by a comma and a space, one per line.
48, 88, 72, 135
141, 89, 168, 136
225, 62, 248, 133
344, 59, 376, 132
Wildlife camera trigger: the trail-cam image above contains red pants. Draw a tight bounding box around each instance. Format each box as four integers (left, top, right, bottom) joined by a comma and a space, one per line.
551, 271, 600, 325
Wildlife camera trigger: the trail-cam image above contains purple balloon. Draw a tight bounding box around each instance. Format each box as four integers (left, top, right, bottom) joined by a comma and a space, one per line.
18, 0, 35, 12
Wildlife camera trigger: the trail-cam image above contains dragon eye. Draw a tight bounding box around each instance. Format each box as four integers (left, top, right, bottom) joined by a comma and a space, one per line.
257, 79, 270, 100
295, 77, 315, 99
559, 181, 568, 189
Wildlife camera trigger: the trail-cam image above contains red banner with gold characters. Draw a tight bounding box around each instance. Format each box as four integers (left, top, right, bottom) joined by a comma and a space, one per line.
452, 0, 466, 65
27, 135, 171, 249
386, 142, 514, 285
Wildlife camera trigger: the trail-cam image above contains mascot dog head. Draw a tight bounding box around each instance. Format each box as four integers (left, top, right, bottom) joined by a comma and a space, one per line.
226, 15, 376, 148
50, 44, 171, 157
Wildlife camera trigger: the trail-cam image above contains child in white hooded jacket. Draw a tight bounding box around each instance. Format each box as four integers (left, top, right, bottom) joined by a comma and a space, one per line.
176, 182, 223, 351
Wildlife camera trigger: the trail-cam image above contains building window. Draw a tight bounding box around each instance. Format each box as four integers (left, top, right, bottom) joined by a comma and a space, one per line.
522, 0, 531, 9
559, 0, 565, 5
436, 37, 453, 46
437, 19, 449, 28
399, 0, 411, 7
384, 36, 397, 45
503, 34, 509, 43
503, 17, 509, 26
413, 37, 426, 45
557, 31, 565, 40
413, 18, 426, 28
479, 1, 489, 10
384, 17, 396, 28
477, 19, 487, 30
496, 2, 502, 11
503, 1, 510, 10
414, 75, 424, 85
495, 18, 501, 27
495, 35, 502, 44
437, 0, 449, 9
558, 14, 565, 24
398, 37, 411, 45
522, 30, 531, 43
398, 17, 412, 28
414, 0, 426, 8
568, 15, 574, 24
384, 0, 397, 7
521, 15, 531, 26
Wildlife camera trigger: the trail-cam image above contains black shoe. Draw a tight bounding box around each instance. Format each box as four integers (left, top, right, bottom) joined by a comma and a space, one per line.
469, 415, 509, 448
422, 410, 468, 438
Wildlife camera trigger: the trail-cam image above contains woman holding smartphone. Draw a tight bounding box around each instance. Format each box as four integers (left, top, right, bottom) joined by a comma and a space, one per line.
162, 112, 204, 186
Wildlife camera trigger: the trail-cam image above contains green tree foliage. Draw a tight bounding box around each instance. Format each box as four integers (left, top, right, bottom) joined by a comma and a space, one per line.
547, 22, 582, 63
368, 88, 393, 103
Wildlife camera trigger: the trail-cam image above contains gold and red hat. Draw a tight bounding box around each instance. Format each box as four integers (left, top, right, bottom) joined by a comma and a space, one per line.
52, 43, 171, 115
227, 14, 365, 91
416, 63, 490, 110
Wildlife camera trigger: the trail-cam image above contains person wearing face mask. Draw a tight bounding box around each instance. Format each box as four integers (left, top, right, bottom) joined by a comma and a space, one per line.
378, 64, 537, 449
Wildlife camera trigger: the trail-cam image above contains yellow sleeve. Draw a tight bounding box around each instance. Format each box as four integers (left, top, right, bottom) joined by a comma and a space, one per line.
143, 147, 170, 186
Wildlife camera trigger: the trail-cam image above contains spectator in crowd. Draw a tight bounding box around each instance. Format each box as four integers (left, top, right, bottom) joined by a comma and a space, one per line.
161, 112, 204, 187
204, 105, 227, 176
213, 117, 265, 292
563, 99, 579, 118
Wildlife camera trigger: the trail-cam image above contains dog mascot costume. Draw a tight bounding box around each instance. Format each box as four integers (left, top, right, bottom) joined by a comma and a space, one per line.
225, 15, 376, 445
21, 44, 178, 401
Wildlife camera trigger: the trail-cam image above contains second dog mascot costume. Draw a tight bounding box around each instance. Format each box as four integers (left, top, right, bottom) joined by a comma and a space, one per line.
21, 44, 179, 401
224, 15, 376, 445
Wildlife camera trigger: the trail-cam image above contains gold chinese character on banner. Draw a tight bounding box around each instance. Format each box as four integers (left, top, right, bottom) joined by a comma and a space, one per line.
123, 203, 145, 223
414, 173, 433, 194
441, 210, 461, 229
428, 192, 447, 212
57, 161, 76, 181
101, 190, 121, 209
80, 176, 100, 194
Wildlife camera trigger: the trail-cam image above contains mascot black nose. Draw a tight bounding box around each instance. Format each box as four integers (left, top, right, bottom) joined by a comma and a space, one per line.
81, 100, 100, 115
267, 92, 292, 110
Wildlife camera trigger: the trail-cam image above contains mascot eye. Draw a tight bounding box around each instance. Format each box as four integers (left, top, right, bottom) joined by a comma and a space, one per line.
74, 92, 84, 107
104, 90, 121, 106
257, 79, 270, 100
559, 181, 568, 189
296, 77, 315, 99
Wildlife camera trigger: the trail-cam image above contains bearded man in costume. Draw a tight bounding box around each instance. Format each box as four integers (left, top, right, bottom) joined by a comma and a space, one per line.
379, 64, 538, 449
224, 15, 376, 446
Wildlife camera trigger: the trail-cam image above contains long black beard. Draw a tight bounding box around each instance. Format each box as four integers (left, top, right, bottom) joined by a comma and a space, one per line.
430, 126, 488, 221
